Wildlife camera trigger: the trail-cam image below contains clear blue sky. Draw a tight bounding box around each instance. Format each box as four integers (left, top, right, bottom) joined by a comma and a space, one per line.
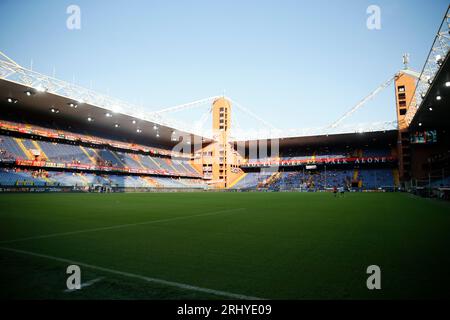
0, 0, 448, 131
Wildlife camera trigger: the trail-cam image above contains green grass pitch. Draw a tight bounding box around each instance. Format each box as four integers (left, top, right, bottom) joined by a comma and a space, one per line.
0, 192, 449, 299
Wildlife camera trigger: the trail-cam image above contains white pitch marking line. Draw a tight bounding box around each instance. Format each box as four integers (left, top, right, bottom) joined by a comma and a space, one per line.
63, 277, 104, 293
0, 247, 263, 300
0, 208, 246, 244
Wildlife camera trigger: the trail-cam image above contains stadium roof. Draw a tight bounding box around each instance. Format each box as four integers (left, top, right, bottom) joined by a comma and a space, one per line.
409, 42, 450, 131
405, 6, 449, 129
0, 77, 212, 148
410, 55, 450, 130
230, 121, 398, 143
232, 128, 397, 150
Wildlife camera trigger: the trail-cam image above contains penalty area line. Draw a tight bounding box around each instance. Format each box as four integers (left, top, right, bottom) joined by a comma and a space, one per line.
0, 207, 246, 245
0, 246, 263, 300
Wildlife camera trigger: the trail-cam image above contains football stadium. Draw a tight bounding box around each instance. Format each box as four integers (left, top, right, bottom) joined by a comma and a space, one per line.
0, 2, 449, 303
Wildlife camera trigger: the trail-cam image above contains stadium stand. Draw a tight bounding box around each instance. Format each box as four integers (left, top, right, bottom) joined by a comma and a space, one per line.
267, 170, 354, 191
232, 172, 274, 190
232, 144, 397, 191
232, 168, 395, 191
0, 168, 208, 190
0, 131, 198, 173
1, 121, 400, 192
0, 117, 207, 191
358, 169, 394, 189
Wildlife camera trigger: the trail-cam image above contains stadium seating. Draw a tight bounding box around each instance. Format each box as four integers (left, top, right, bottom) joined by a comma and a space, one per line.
0, 169, 48, 186
0, 168, 207, 189
232, 172, 273, 189
234, 146, 396, 191
38, 140, 91, 163
97, 149, 121, 167
0, 136, 27, 159
0, 126, 206, 190
358, 169, 394, 189
266, 169, 354, 191
232, 168, 395, 191
0, 134, 199, 177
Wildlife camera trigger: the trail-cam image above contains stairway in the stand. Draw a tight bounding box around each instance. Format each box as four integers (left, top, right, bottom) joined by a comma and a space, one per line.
14, 138, 34, 160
